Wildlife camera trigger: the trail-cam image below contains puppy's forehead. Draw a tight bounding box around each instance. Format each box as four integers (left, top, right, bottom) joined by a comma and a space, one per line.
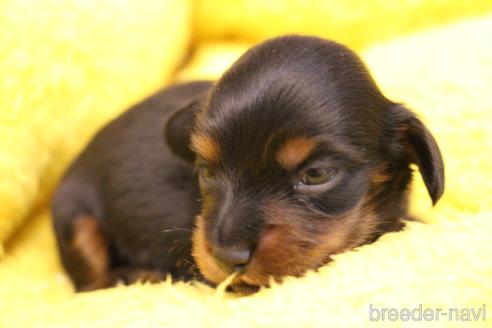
194, 36, 391, 167
205, 35, 387, 114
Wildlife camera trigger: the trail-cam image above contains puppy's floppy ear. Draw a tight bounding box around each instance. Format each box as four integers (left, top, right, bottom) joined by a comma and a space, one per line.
165, 100, 201, 162
388, 105, 445, 205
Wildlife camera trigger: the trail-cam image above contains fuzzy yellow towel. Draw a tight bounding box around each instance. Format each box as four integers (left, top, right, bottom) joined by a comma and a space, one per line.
1, 13, 491, 327
0, 0, 191, 248
195, 0, 492, 49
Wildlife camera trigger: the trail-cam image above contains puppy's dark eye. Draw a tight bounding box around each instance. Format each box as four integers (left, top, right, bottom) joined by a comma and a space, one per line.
299, 168, 336, 185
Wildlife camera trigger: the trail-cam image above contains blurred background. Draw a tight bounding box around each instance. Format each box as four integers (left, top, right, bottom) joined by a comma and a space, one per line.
1, 0, 492, 326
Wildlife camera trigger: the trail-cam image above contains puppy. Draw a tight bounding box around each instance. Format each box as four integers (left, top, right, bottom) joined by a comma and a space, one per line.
52, 35, 444, 294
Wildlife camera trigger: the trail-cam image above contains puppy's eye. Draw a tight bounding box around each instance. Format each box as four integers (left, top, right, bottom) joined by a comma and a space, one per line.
299, 168, 336, 185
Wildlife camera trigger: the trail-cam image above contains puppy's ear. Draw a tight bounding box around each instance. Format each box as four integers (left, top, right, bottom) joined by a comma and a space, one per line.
389, 105, 445, 205
165, 100, 200, 162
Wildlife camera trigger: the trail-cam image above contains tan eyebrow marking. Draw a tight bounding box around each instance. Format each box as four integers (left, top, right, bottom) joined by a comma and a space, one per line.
191, 133, 220, 163
276, 137, 317, 170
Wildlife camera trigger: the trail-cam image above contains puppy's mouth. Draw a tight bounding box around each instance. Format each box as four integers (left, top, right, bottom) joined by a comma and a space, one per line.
219, 266, 264, 295
227, 281, 261, 295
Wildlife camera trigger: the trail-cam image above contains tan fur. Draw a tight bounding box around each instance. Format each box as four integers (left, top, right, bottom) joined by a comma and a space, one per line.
192, 216, 228, 284
246, 199, 378, 285
311, 200, 379, 265
276, 137, 316, 170
191, 133, 220, 163
71, 216, 109, 281
371, 164, 392, 185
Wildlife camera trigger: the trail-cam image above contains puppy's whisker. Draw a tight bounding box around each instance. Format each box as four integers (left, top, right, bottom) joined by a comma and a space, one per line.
162, 227, 194, 234
167, 238, 192, 256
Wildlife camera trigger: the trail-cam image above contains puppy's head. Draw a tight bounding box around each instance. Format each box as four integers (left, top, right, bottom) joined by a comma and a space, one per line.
167, 36, 444, 293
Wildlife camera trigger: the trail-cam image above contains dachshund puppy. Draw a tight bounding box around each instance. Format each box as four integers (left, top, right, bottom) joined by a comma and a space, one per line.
52, 35, 444, 294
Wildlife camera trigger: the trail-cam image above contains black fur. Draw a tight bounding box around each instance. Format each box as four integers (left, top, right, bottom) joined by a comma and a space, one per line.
52, 82, 211, 290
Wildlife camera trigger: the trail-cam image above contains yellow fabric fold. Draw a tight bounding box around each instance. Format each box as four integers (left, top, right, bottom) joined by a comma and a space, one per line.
0, 0, 191, 245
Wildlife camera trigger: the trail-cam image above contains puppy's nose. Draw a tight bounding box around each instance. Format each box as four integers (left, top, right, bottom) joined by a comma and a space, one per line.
212, 246, 251, 273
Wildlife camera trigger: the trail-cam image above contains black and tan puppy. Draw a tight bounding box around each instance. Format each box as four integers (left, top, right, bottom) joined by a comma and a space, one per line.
52, 35, 444, 293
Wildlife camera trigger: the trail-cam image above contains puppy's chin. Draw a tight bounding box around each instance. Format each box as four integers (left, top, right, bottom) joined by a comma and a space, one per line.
227, 281, 261, 295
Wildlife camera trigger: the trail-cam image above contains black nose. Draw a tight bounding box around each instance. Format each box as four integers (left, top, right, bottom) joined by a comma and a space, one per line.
212, 246, 251, 273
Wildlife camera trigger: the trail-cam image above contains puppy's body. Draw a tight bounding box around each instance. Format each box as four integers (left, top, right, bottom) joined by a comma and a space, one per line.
52, 36, 444, 293
52, 81, 211, 290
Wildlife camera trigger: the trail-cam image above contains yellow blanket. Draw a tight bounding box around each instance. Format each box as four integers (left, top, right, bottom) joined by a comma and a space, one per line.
1, 1, 491, 327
